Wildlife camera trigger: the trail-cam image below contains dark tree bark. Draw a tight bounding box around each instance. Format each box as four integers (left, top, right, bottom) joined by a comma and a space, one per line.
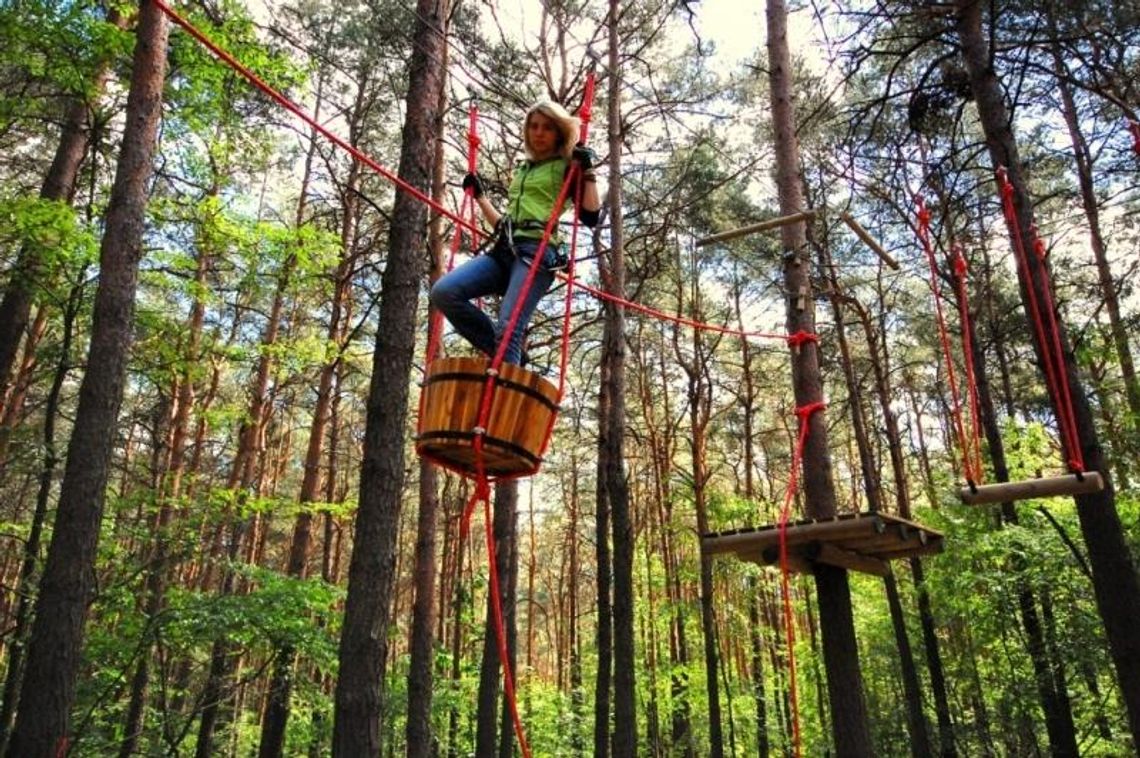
956, 2, 1140, 747
602, 9, 636, 754
766, 0, 873, 753
497, 482, 521, 758
331, 0, 446, 751
6, 3, 168, 754
475, 481, 519, 757
594, 363, 613, 758
0, 273, 84, 755
568, 462, 585, 756
405, 49, 450, 756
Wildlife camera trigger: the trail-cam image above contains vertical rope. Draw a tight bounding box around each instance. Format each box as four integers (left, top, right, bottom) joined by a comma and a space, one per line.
777, 399, 825, 758
463, 79, 597, 758
996, 167, 1084, 473
916, 197, 980, 485
1030, 227, 1084, 471
951, 244, 984, 483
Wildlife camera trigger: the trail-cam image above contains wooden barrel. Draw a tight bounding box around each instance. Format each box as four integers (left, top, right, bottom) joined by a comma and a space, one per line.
416, 356, 560, 477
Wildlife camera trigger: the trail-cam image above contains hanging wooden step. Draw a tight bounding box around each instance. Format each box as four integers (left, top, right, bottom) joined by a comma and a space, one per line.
701, 512, 944, 577
416, 356, 559, 478
957, 471, 1104, 506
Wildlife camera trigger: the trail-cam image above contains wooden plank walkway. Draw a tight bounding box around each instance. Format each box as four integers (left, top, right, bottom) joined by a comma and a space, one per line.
702, 511, 945, 577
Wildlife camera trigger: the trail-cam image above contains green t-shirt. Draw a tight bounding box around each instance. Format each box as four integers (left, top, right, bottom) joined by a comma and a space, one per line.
506, 156, 571, 244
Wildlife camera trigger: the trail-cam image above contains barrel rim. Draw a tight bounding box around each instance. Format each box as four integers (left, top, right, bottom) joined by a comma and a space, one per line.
416, 431, 541, 475
424, 370, 558, 413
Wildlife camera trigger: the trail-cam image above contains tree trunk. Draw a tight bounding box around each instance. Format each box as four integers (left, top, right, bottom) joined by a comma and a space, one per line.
331, 0, 446, 751
731, 268, 770, 757
0, 274, 84, 755
6, 4, 167, 754
594, 359, 613, 758
674, 253, 724, 757
602, 11, 636, 753
475, 481, 518, 757
405, 50, 450, 756
766, 0, 873, 753
956, 2, 1140, 746
568, 462, 585, 756
497, 483, 521, 758
259, 69, 360, 758
826, 266, 932, 757
967, 279, 1080, 756
1048, 23, 1140, 432
120, 175, 215, 756
0, 2, 122, 394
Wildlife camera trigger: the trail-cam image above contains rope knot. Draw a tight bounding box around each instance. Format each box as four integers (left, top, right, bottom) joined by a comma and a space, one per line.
785, 331, 819, 349
952, 245, 969, 278
1031, 229, 1047, 260
794, 401, 827, 421
915, 196, 931, 227
468, 132, 481, 151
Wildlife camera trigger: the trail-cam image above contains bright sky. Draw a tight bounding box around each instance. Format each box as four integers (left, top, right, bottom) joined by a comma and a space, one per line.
487, 0, 818, 70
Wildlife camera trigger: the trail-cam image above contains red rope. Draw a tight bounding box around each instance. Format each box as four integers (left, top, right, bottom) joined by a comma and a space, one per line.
153, 0, 482, 239
951, 244, 984, 483
785, 330, 818, 349
777, 400, 825, 758
1129, 119, 1140, 157
1030, 227, 1084, 471
996, 168, 1084, 472
464, 75, 599, 758
916, 197, 980, 484
158, 1, 811, 348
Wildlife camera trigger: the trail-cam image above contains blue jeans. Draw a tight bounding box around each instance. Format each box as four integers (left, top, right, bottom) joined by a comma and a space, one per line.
429, 239, 557, 365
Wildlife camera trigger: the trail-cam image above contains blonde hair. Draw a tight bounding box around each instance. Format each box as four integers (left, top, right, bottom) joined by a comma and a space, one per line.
524, 100, 580, 160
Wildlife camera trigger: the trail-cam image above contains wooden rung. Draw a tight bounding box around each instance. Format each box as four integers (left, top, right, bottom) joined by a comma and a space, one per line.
958, 471, 1104, 506
840, 212, 899, 270
806, 542, 890, 577
695, 209, 817, 247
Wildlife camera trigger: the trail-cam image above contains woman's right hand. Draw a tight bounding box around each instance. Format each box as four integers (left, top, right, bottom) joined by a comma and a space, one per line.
462, 173, 485, 198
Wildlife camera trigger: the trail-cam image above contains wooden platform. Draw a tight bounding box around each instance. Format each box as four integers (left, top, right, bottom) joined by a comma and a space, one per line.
701, 512, 944, 577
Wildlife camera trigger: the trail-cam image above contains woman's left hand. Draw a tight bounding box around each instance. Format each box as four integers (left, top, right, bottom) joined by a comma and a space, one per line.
571, 144, 597, 171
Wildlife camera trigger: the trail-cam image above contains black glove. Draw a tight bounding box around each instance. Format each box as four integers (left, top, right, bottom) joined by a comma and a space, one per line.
571, 143, 597, 171
462, 172, 485, 198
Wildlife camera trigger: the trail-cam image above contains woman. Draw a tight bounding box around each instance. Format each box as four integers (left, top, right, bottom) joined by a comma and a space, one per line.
429, 100, 602, 366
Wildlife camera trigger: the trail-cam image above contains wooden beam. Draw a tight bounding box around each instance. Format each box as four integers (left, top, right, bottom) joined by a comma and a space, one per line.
958, 471, 1104, 506
840, 212, 899, 270
871, 541, 945, 561
695, 209, 818, 247
806, 542, 890, 576
751, 547, 815, 576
